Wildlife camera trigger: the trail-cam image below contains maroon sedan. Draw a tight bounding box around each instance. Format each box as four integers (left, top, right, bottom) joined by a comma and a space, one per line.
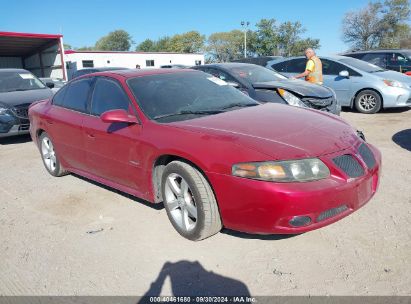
29, 69, 381, 241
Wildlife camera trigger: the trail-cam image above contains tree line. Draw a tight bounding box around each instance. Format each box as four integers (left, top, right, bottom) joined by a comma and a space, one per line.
65, 18, 320, 63
342, 0, 410, 50
64, 0, 411, 62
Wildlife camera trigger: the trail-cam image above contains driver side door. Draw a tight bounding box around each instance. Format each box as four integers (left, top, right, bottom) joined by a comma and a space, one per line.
321, 59, 356, 107
82, 76, 143, 190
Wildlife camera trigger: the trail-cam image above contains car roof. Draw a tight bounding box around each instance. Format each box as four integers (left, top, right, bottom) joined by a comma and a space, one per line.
0, 68, 31, 73
271, 55, 348, 62
343, 49, 411, 54
79, 67, 129, 72
195, 62, 260, 69
80, 68, 198, 79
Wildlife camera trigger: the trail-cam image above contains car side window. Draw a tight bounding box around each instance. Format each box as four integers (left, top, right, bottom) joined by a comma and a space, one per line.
52, 84, 68, 106
388, 53, 408, 67
322, 59, 361, 77
91, 77, 131, 116
285, 59, 306, 73
271, 61, 288, 72
362, 53, 387, 67
204, 68, 239, 84
61, 78, 93, 112
345, 53, 364, 59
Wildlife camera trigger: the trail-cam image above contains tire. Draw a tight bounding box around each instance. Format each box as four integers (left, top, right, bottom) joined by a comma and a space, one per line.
354, 90, 382, 114
161, 161, 222, 241
39, 132, 68, 177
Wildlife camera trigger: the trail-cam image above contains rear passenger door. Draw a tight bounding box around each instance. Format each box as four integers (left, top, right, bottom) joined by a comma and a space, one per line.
47, 77, 93, 171
82, 76, 143, 190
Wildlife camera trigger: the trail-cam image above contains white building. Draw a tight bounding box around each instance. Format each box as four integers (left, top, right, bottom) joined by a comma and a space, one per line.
65, 50, 204, 79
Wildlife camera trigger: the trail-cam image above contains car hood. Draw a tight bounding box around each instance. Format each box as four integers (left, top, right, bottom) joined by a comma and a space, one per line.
252, 80, 333, 98
0, 88, 53, 107
171, 103, 358, 159
372, 70, 411, 87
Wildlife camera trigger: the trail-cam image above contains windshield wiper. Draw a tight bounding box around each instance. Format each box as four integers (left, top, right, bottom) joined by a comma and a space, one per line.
153, 109, 225, 120
220, 103, 258, 110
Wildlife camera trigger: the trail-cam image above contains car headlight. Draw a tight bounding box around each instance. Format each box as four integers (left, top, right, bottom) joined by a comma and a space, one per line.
383, 79, 406, 88
232, 158, 330, 182
277, 89, 307, 107
0, 104, 9, 115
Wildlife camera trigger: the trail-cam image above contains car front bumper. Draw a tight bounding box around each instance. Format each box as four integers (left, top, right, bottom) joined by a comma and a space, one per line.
380, 86, 411, 108
207, 143, 381, 234
0, 114, 30, 138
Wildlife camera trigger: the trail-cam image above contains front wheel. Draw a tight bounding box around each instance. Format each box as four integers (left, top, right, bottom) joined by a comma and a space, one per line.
354, 90, 382, 114
39, 132, 68, 177
161, 161, 222, 241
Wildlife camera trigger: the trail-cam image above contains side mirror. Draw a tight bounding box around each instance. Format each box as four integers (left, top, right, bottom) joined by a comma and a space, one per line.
339, 70, 349, 78
226, 81, 240, 88
100, 109, 138, 124
46, 82, 55, 89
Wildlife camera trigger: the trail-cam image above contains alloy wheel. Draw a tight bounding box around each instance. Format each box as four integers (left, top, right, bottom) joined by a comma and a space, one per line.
164, 173, 198, 232
358, 94, 377, 111
41, 136, 57, 172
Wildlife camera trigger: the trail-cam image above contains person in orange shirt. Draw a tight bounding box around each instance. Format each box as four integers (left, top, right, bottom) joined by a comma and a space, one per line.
292, 48, 323, 85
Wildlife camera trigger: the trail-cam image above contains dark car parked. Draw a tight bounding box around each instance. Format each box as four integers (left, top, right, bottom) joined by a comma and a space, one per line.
192, 63, 340, 115
232, 56, 283, 67
160, 64, 189, 69
70, 67, 129, 80
342, 49, 411, 74
0, 69, 53, 138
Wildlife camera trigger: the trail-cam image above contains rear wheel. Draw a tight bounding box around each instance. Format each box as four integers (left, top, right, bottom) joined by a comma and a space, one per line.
161, 161, 222, 241
355, 90, 382, 114
39, 132, 68, 177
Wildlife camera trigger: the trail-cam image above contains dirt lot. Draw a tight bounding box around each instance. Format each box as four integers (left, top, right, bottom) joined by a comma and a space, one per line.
0, 108, 410, 296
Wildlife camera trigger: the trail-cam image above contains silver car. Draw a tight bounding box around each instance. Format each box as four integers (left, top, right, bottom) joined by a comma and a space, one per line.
267, 55, 411, 114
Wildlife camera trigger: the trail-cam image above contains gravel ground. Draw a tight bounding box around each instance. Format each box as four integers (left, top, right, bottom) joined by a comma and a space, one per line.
0, 108, 410, 296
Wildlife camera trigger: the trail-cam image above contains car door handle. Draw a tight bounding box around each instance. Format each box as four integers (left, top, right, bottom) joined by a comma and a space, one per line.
86, 133, 96, 139
46, 119, 53, 125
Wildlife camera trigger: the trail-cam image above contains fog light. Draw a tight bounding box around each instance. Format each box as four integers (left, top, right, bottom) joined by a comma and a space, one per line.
289, 216, 312, 227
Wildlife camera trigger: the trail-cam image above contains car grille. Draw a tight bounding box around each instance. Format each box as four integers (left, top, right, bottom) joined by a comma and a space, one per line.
11, 104, 30, 119
302, 97, 334, 108
18, 124, 30, 131
358, 143, 376, 169
317, 205, 349, 222
333, 154, 364, 178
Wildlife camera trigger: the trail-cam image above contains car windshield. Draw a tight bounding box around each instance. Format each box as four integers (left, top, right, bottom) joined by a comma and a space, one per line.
338, 57, 385, 73
127, 71, 258, 122
227, 65, 288, 83
0, 71, 46, 93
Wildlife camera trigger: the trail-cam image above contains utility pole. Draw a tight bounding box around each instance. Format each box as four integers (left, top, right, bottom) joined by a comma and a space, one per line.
241, 21, 250, 58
